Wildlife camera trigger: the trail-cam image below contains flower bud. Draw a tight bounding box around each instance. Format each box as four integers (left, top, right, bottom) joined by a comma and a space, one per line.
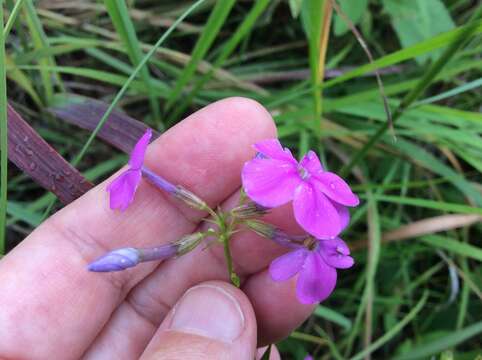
231, 202, 268, 219
138, 244, 177, 262
173, 186, 209, 211
88, 247, 140, 272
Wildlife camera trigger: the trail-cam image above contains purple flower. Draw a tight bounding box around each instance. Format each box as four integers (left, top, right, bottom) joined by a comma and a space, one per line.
242, 139, 359, 239
269, 238, 354, 304
107, 129, 152, 211
88, 247, 140, 272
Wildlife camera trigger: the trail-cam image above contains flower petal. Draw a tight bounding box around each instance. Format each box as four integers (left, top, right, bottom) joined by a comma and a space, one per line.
319, 238, 354, 269
129, 129, 152, 169
242, 158, 300, 207
293, 182, 341, 239
254, 139, 297, 163
107, 169, 141, 211
312, 172, 359, 207
334, 203, 350, 231
296, 251, 337, 304
300, 150, 324, 174
269, 249, 308, 281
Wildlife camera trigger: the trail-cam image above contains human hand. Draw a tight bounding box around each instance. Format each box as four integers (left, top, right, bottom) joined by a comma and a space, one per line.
0, 98, 315, 359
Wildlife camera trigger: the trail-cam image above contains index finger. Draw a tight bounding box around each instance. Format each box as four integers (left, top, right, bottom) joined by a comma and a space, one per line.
0, 97, 276, 359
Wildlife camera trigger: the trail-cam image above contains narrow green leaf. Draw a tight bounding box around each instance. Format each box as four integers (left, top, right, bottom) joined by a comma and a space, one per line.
7, 201, 42, 227
350, 292, 428, 360
420, 235, 482, 262
314, 305, 352, 331
170, 0, 270, 120
164, 0, 236, 112
104, 0, 162, 127
366, 195, 482, 215
393, 320, 482, 360
0, 0, 7, 254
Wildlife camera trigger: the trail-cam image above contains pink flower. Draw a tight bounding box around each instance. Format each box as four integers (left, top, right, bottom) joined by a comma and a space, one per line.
242, 139, 359, 239
107, 129, 152, 211
269, 238, 354, 304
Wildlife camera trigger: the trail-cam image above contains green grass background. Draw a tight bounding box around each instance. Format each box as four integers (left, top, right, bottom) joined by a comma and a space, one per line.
1, 0, 482, 358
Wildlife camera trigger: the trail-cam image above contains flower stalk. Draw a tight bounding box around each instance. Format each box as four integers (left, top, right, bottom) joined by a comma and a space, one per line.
90, 134, 359, 303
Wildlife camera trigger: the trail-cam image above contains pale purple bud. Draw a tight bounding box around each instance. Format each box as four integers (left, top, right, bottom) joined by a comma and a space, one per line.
138, 244, 177, 262
245, 220, 304, 249
88, 247, 140, 272
141, 166, 177, 194
231, 202, 269, 219
88, 233, 207, 273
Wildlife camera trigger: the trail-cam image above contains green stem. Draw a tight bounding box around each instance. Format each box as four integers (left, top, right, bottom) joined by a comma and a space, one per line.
0, 0, 8, 254
3, 0, 24, 37
222, 233, 238, 287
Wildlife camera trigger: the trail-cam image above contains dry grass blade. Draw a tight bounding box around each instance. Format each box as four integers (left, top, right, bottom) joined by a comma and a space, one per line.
49, 97, 159, 154
383, 214, 482, 242
351, 214, 482, 250
7, 104, 93, 204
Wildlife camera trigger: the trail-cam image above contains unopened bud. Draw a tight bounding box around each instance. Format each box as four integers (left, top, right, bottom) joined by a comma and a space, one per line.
173, 186, 209, 211
231, 202, 268, 219
88, 243, 178, 273
88, 247, 140, 272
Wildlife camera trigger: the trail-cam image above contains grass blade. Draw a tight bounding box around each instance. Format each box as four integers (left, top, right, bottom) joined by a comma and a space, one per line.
341, 6, 482, 176
349, 292, 428, 360
104, 0, 162, 128
3, 0, 25, 37
420, 235, 482, 262
169, 0, 271, 120
23, 0, 63, 104
314, 305, 352, 331
0, 0, 7, 254
392, 319, 482, 360
164, 0, 235, 115
71, 0, 207, 167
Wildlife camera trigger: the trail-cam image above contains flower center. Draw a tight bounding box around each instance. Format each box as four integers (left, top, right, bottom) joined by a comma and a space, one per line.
336, 245, 348, 256
303, 236, 318, 251
298, 166, 310, 180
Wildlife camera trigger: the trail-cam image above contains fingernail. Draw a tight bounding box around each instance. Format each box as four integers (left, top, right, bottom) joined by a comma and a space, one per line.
169, 284, 245, 342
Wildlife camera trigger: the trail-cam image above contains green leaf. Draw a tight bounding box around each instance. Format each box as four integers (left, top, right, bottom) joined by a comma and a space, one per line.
164, 0, 235, 111
382, 0, 455, 64
314, 305, 352, 331
104, 0, 161, 127
333, 0, 369, 36
7, 202, 42, 227
393, 320, 482, 360
420, 235, 482, 262
289, 0, 303, 18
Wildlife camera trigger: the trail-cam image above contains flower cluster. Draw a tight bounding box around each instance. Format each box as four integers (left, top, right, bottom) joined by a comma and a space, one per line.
88, 132, 359, 305
242, 139, 358, 303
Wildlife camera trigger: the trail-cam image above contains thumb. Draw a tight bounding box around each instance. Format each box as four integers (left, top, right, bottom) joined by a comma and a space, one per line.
140, 281, 257, 360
